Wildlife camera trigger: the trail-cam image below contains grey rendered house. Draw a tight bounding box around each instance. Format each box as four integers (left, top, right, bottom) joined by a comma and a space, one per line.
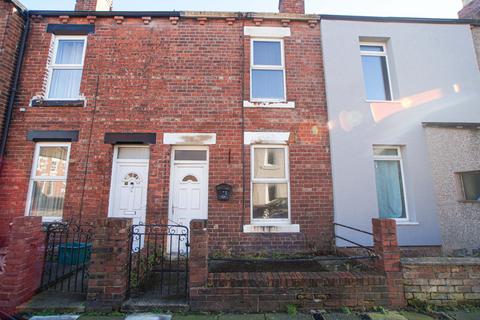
321, 15, 480, 254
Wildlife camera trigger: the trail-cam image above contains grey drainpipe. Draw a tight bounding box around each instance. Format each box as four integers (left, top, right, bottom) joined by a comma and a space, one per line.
0, 11, 30, 172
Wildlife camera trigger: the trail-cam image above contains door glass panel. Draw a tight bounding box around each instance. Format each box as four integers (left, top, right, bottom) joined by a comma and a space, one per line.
174, 150, 207, 161
117, 147, 150, 159
252, 183, 288, 219
253, 148, 286, 179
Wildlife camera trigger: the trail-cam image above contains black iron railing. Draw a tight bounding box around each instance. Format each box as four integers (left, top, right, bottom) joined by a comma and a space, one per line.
127, 224, 189, 299
40, 221, 94, 293
333, 222, 377, 260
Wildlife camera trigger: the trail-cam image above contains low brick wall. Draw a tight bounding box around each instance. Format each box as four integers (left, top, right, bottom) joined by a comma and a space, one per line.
0, 217, 45, 315
191, 271, 388, 312
189, 218, 405, 312
402, 257, 480, 306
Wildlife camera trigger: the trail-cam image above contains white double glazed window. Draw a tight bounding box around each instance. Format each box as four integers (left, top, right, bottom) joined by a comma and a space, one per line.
360, 42, 392, 101
26, 142, 71, 221
373, 146, 408, 221
46, 36, 87, 100
250, 39, 286, 102
251, 145, 290, 223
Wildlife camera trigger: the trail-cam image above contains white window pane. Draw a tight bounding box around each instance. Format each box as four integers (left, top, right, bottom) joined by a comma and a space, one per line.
360, 45, 384, 52
254, 148, 285, 179
253, 41, 281, 66
374, 160, 406, 219
36, 146, 68, 177
48, 69, 82, 99
252, 70, 285, 100
174, 150, 207, 161
252, 183, 288, 220
30, 181, 66, 218
373, 147, 398, 157
55, 40, 85, 64
117, 147, 150, 159
361, 55, 391, 101
461, 172, 480, 201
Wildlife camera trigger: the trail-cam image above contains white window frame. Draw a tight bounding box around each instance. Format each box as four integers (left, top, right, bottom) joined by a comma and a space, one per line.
25, 142, 72, 222
251, 145, 291, 224
360, 41, 393, 102
373, 146, 409, 222
250, 38, 287, 103
45, 35, 87, 101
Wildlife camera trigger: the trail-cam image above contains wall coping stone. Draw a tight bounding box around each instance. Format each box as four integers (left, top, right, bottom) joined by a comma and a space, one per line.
402, 257, 480, 265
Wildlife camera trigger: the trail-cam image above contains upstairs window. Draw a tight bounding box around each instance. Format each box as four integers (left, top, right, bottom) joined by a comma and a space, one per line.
251, 39, 286, 102
360, 42, 392, 101
47, 36, 87, 100
373, 146, 408, 220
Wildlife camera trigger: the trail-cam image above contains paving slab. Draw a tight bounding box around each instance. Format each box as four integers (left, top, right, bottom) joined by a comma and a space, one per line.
446, 310, 480, 320
322, 313, 362, 320
266, 313, 313, 319
398, 311, 435, 320
125, 314, 172, 320
30, 316, 80, 320
218, 315, 265, 320
21, 292, 86, 314
78, 317, 125, 320
172, 315, 219, 320
366, 312, 408, 320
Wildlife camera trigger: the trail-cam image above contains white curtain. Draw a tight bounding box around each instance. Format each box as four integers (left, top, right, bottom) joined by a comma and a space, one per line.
253, 41, 281, 66
31, 181, 66, 218
49, 69, 82, 99
374, 160, 406, 219
55, 40, 84, 64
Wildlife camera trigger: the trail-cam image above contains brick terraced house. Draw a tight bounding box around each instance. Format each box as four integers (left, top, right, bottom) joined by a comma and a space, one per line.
0, 0, 480, 315
0, 0, 333, 255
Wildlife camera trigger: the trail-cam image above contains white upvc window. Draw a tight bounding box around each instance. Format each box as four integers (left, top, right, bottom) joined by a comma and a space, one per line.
373, 146, 409, 222
360, 42, 393, 101
25, 142, 71, 222
250, 38, 286, 102
251, 145, 290, 223
46, 36, 87, 100
459, 171, 480, 201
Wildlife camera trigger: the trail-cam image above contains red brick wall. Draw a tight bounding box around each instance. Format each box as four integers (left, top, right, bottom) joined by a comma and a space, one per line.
0, 0, 24, 158
75, 0, 113, 11
0, 15, 332, 255
0, 216, 45, 315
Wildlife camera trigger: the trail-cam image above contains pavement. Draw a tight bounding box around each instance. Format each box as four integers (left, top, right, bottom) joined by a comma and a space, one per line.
25, 309, 480, 320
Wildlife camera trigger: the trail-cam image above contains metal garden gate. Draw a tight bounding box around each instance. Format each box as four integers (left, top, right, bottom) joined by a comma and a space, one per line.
127, 224, 189, 299
40, 222, 94, 293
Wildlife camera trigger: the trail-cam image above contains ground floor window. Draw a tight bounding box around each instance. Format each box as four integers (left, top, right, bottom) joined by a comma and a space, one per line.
251, 145, 290, 222
459, 171, 480, 201
26, 142, 71, 221
373, 146, 408, 220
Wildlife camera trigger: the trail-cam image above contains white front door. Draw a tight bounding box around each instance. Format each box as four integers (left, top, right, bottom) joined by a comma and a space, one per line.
108, 146, 150, 227
168, 147, 209, 252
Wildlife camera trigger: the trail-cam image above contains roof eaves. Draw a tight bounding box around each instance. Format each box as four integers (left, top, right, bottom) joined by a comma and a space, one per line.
319, 14, 480, 26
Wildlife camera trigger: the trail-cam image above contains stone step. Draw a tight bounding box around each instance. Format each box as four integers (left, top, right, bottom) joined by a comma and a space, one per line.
122, 298, 189, 313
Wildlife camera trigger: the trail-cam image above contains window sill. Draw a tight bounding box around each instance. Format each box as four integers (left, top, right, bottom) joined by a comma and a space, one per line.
243, 224, 300, 233
31, 99, 85, 107
243, 101, 295, 109
458, 200, 480, 204
395, 221, 419, 226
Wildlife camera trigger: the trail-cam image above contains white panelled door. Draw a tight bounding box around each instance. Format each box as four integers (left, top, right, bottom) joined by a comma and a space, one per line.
170, 164, 208, 227
109, 146, 149, 227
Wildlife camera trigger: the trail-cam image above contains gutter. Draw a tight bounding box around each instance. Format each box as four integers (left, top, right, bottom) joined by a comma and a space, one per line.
0, 11, 29, 172
28, 10, 180, 17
